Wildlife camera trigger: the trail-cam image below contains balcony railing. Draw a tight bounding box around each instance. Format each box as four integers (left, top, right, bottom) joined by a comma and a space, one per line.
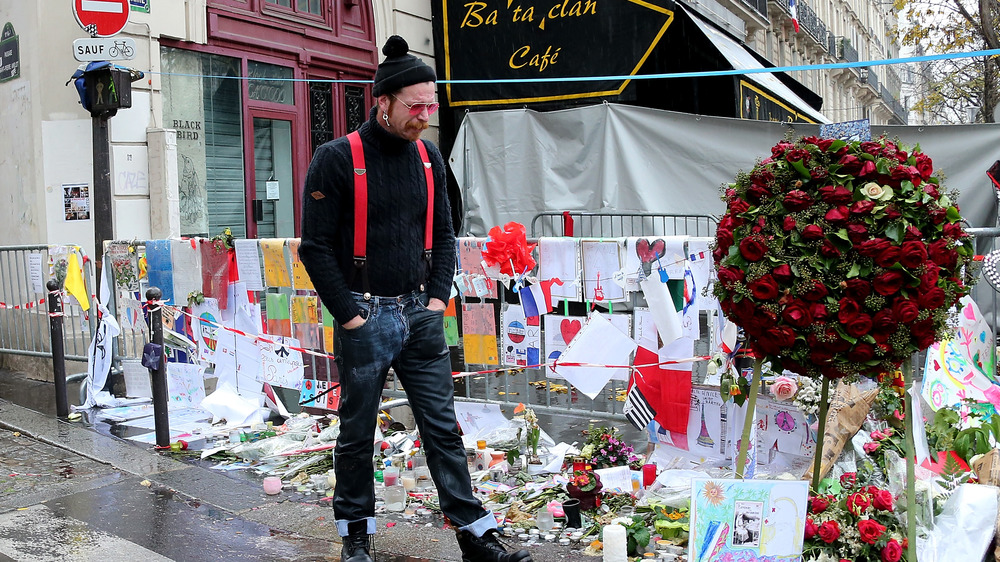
839, 37, 859, 62
827, 32, 837, 55
798, 3, 828, 46
860, 67, 879, 91
881, 85, 908, 124
739, 0, 768, 20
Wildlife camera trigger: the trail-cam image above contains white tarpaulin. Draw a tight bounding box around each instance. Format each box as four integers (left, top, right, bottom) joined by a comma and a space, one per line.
451, 103, 1000, 237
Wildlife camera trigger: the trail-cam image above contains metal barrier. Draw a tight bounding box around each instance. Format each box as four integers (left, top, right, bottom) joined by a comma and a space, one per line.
0, 245, 96, 362
530, 211, 717, 239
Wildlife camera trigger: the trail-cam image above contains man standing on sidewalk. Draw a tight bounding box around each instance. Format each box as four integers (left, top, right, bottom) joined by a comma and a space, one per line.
299, 36, 531, 562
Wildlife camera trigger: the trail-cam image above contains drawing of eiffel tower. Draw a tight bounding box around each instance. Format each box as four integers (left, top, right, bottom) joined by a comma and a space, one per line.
696, 404, 715, 448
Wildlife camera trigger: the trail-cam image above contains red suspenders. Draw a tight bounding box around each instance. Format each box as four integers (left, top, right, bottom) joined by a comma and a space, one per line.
346, 131, 434, 293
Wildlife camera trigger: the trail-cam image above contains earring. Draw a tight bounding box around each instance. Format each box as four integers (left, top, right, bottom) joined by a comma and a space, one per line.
383, 112, 390, 125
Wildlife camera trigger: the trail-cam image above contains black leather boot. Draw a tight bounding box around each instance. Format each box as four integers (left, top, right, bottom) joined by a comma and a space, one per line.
456, 529, 532, 562
341, 521, 374, 562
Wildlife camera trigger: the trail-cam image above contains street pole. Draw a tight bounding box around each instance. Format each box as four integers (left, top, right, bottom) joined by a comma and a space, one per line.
92, 114, 113, 283
146, 287, 170, 448
46, 280, 70, 418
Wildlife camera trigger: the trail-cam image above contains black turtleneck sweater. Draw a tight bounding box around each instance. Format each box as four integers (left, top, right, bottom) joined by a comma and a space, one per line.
299, 108, 455, 325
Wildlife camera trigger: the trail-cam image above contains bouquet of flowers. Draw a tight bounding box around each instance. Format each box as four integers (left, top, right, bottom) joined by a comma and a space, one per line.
713, 136, 976, 380
804, 473, 906, 562
580, 425, 640, 469
566, 468, 603, 510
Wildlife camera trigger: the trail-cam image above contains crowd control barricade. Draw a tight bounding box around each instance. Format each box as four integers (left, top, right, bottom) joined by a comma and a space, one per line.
0, 245, 96, 362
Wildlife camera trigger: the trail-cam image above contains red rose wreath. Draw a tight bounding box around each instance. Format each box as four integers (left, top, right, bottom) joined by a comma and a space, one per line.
713, 136, 976, 380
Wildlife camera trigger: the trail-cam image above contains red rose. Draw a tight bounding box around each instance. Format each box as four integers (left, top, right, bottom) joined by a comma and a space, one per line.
783, 190, 814, 212
740, 237, 768, 261
804, 518, 818, 540
820, 240, 841, 258
771, 141, 794, 158
786, 148, 811, 163
873, 309, 898, 333
860, 141, 883, 154
846, 313, 873, 337
859, 160, 877, 177
891, 299, 920, 323
943, 222, 967, 239
873, 271, 905, 296
872, 489, 895, 511
848, 342, 875, 362
839, 154, 863, 174
851, 199, 875, 215
844, 279, 872, 300
928, 206, 947, 224
846, 223, 869, 243
749, 275, 780, 300
904, 226, 923, 241
811, 348, 835, 364
840, 472, 857, 488
810, 302, 829, 321
882, 538, 903, 562
717, 266, 745, 287
919, 266, 940, 291
783, 215, 797, 231
809, 495, 832, 514
919, 287, 946, 310
772, 264, 793, 284
747, 183, 772, 201
716, 228, 735, 251
818, 185, 854, 204
838, 298, 861, 323
817, 520, 840, 543
729, 198, 750, 214
885, 205, 902, 219
768, 325, 796, 348
891, 165, 918, 183
782, 301, 813, 327
857, 238, 891, 257
928, 240, 958, 269
924, 183, 941, 199
825, 205, 850, 223
801, 225, 825, 240
915, 153, 934, 179
718, 214, 741, 231
810, 167, 830, 181
801, 280, 829, 301
857, 518, 886, 544
911, 318, 938, 349
875, 245, 902, 267
899, 240, 928, 268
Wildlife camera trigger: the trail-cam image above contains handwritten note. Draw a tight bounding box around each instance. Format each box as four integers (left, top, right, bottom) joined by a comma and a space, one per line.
234, 239, 264, 291
28, 253, 44, 294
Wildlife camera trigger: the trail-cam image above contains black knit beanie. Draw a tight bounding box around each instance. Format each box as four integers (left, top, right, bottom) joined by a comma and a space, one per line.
372, 35, 436, 97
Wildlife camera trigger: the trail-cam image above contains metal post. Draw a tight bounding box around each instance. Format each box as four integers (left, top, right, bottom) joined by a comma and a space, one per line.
46, 280, 69, 418
92, 115, 113, 286
146, 287, 170, 447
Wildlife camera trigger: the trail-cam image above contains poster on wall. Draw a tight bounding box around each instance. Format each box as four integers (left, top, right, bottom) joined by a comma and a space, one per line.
63, 183, 90, 221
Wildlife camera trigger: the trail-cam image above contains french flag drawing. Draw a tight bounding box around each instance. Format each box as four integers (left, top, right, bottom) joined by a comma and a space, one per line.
789, 0, 800, 32
519, 278, 562, 318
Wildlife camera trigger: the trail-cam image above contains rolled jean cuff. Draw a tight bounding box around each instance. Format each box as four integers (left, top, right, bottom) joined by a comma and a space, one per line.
337, 517, 377, 537
458, 512, 499, 537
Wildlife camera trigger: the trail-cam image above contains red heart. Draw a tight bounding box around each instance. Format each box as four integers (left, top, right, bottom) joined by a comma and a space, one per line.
560, 319, 582, 344
636, 238, 666, 264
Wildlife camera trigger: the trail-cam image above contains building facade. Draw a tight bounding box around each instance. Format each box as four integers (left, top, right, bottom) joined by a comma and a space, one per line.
0, 0, 902, 258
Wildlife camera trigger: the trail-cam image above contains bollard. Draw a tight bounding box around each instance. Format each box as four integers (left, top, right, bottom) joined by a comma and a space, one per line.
146, 287, 171, 448
46, 280, 70, 418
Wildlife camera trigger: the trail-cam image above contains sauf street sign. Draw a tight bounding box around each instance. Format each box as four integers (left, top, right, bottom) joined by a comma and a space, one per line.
73, 37, 136, 61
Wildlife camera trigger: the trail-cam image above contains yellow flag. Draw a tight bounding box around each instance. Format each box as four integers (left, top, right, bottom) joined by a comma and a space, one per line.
65, 251, 90, 311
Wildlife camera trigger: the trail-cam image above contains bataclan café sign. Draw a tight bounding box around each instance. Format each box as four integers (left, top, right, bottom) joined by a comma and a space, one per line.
436, 0, 675, 106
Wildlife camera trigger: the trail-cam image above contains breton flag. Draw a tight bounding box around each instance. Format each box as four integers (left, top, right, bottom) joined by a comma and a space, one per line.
519, 278, 562, 318
623, 381, 657, 431
789, 0, 800, 32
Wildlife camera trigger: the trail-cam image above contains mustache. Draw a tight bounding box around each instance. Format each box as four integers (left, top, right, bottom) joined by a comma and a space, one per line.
409, 121, 430, 131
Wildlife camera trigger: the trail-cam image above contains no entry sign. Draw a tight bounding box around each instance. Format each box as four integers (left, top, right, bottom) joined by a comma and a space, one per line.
73, 0, 130, 38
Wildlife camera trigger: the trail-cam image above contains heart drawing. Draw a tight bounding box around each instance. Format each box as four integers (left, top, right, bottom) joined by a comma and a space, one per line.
635, 238, 666, 264
560, 318, 582, 345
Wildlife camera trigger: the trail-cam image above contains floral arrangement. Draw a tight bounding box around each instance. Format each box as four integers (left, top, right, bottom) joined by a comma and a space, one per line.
804, 473, 906, 562
713, 136, 976, 380
580, 425, 640, 469
770, 374, 799, 401
793, 376, 822, 418
566, 468, 603, 510
870, 371, 907, 423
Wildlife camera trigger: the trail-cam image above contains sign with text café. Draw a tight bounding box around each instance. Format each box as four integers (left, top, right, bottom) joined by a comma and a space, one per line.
435, 0, 675, 107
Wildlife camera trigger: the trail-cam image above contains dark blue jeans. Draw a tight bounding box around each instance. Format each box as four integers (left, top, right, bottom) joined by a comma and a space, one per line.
333, 290, 495, 537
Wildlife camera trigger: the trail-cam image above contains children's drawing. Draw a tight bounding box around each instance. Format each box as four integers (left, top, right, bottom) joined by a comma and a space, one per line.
259, 238, 291, 288
258, 336, 304, 390
265, 292, 291, 337
456, 238, 498, 299
690, 479, 808, 562
287, 239, 315, 290
581, 239, 625, 303
538, 237, 582, 302
291, 295, 322, 350
166, 362, 206, 409
500, 304, 541, 367
461, 303, 499, 365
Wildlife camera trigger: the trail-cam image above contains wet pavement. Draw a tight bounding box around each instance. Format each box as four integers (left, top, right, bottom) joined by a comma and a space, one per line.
0, 368, 631, 561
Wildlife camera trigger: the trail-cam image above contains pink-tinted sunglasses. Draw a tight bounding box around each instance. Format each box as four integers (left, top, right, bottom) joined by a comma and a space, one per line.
392, 94, 439, 116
